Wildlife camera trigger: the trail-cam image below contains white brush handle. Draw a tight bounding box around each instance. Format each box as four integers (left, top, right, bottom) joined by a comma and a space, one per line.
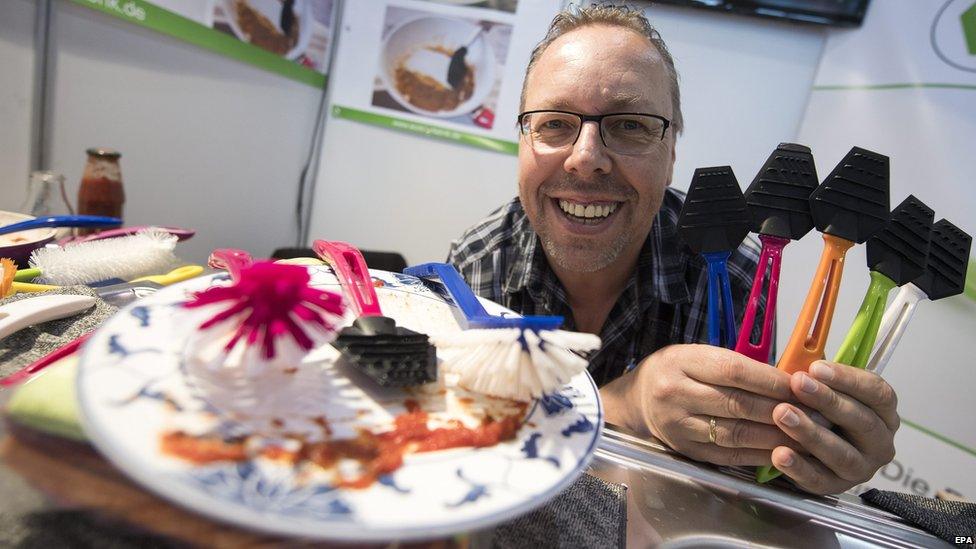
0, 295, 96, 340
867, 283, 927, 375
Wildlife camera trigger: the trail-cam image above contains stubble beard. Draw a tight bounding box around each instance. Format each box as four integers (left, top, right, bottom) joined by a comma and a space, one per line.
526, 175, 642, 274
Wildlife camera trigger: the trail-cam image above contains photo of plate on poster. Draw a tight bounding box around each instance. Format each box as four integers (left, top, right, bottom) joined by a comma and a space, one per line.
218, 0, 311, 58
372, 6, 512, 130
212, 0, 337, 73
423, 0, 519, 14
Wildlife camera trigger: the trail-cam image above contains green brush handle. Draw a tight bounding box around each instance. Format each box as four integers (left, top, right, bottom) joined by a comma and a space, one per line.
14, 268, 41, 282
834, 271, 897, 368
757, 271, 898, 484
756, 465, 781, 484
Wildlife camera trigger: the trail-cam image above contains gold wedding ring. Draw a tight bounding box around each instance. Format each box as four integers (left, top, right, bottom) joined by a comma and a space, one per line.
708, 416, 718, 444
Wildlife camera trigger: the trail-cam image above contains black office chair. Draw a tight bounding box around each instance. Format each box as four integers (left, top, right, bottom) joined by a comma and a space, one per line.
271, 247, 408, 273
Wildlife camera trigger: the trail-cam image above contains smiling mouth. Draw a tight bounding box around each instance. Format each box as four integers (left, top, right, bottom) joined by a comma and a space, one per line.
553, 198, 621, 225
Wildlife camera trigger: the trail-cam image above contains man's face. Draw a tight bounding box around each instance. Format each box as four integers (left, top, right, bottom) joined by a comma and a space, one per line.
518, 24, 676, 274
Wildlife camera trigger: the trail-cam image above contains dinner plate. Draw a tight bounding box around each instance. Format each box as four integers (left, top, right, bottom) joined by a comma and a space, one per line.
77, 267, 603, 542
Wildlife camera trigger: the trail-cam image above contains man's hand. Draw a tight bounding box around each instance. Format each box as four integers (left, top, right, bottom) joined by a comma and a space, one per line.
601, 344, 807, 467
768, 360, 899, 495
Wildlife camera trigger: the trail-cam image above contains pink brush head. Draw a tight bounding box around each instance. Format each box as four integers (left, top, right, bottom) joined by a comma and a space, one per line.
184, 261, 345, 359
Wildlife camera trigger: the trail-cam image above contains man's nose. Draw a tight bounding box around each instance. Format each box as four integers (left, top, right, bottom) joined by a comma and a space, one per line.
564, 121, 612, 177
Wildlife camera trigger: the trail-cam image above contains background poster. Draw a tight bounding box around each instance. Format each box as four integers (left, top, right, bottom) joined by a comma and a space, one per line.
72, 0, 338, 87
794, 0, 976, 498
330, 0, 563, 154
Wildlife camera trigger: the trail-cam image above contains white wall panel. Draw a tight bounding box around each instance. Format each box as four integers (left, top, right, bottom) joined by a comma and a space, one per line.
0, 0, 37, 211
45, 0, 324, 263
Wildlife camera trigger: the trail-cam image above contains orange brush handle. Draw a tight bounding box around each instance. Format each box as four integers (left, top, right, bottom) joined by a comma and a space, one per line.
777, 234, 854, 374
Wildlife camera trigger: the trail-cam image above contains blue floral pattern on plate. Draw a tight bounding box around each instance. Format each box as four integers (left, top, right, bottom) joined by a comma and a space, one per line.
76, 270, 603, 543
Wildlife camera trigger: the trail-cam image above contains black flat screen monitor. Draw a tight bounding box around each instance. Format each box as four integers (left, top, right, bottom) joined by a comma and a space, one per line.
651, 0, 871, 27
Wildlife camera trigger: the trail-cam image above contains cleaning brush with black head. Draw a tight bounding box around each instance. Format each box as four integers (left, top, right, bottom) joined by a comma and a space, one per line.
834, 195, 934, 368
867, 219, 972, 374
775, 146, 891, 375
314, 240, 436, 387
736, 143, 819, 363
677, 166, 751, 348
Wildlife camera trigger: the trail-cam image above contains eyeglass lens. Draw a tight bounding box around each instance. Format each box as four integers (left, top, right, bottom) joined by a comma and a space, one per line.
520, 112, 666, 154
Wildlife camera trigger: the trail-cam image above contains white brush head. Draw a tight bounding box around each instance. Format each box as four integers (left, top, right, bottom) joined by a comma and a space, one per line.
30, 228, 180, 285
432, 328, 601, 402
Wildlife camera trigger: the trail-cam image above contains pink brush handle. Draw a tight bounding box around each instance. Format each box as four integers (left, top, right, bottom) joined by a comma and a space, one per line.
207, 248, 254, 282
312, 240, 382, 317
0, 332, 90, 387
734, 234, 788, 363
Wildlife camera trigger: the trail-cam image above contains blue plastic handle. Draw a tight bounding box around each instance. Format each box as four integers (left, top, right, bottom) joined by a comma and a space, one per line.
702, 251, 738, 349
404, 262, 563, 331
0, 215, 122, 236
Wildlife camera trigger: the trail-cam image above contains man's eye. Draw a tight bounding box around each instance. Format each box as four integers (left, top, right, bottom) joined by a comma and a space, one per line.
542, 119, 568, 130
613, 119, 649, 132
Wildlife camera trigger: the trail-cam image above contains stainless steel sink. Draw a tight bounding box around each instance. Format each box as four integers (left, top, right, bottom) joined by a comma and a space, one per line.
588, 427, 949, 548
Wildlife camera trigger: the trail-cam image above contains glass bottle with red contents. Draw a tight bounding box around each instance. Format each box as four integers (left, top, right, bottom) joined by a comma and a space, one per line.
77, 148, 125, 234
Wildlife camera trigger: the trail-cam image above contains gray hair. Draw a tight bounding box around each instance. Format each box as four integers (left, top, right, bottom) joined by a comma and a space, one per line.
520, 4, 683, 135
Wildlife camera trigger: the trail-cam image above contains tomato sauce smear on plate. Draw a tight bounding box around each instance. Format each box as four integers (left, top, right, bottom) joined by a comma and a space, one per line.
160, 399, 528, 489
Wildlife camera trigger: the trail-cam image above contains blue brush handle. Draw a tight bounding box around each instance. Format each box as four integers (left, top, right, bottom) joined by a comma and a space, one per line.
404, 262, 563, 331
702, 251, 737, 349
0, 215, 122, 236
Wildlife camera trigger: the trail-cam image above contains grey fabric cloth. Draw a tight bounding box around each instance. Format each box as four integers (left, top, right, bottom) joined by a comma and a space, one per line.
13, 510, 186, 549
861, 488, 976, 547
0, 286, 118, 378
492, 473, 627, 548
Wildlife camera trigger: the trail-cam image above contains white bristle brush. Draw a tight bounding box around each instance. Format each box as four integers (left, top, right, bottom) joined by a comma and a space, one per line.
30, 228, 181, 285
404, 263, 601, 402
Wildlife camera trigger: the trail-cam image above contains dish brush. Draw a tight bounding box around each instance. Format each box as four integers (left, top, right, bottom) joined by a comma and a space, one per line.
183, 261, 345, 373
29, 228, 181, 285
314, 240, 437, 387
404, 262, 601, 402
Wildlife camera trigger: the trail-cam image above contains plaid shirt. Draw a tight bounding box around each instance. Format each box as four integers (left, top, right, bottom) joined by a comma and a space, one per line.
446, 187, 766, 387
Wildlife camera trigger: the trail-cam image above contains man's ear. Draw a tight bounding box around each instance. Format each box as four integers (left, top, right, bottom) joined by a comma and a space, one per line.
665, 142, 676, 188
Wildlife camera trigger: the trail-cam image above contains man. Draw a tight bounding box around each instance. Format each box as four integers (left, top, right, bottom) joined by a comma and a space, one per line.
447, 5, 898, 495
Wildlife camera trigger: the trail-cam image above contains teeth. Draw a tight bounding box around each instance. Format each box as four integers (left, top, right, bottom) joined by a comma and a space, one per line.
558, 199, 618, 219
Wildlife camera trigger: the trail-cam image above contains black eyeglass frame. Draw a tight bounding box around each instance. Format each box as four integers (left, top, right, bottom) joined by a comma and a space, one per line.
516, 110, 672, 150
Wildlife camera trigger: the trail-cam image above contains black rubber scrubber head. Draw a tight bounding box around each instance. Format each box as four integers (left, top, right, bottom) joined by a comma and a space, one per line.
743, 143, 818, 240
678, 166, 751, 254
866, 195, 934, 285
809, 146, 890, 243
912, 219, 972, 301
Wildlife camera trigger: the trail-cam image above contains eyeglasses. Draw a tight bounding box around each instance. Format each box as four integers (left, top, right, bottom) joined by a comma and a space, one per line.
517, 110, 671, 156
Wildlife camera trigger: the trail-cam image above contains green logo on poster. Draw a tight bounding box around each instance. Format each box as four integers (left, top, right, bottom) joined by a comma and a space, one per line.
934, 0, 976, 71
963, 2, 976, 54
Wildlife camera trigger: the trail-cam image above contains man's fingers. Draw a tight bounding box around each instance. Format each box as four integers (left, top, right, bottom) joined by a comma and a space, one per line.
791, 372, 879, 435
688, 415, 803, 451
808, 361, 900, 432
690, 384, 782, 425
772, 403, 874, 482
681, 345, 793, 400
681, 442, 773, 467
790, 372, 896, 461
771, 447, 850, 496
